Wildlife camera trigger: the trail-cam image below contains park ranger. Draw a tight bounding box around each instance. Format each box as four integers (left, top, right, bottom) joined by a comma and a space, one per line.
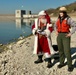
55, 7, 76, 72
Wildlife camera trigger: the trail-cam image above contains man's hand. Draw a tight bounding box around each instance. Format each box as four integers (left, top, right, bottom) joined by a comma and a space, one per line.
66, 33, 71, 37
56, 31, 59, 36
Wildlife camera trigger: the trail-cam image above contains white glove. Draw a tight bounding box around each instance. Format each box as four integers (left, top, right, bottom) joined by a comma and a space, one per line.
40, 31, 46, 35
37, 29, 42, 34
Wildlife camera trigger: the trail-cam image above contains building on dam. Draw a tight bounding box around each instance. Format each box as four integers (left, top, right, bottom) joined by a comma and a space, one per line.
15, 10, 38, 18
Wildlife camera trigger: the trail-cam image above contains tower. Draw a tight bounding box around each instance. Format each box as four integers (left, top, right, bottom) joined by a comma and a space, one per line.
15, 10, 26, 18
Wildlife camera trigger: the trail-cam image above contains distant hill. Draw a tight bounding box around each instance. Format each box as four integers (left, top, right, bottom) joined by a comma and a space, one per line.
46, 1, 76, 16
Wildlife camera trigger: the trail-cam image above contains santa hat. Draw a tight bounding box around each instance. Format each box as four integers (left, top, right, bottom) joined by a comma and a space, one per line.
45, 11, 51, 24
38, 10, 46, 16
38, 10, 51, 24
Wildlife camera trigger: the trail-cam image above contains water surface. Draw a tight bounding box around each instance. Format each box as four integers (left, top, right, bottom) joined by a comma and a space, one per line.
0, 19, 34, 44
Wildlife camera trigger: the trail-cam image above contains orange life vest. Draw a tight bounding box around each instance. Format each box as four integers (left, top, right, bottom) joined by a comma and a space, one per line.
56, 18, 70, 32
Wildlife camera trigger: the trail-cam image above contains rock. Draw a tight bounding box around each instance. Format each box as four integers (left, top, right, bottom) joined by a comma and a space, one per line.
0, 44, 3, 46
36, 71, 40, 75
17, 39, 25, 45
18, 36, 24, 40
4, 71, 8, 75
8, 45, 12, 49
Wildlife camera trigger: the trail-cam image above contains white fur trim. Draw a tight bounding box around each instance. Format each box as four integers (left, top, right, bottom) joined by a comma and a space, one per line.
44, 53, 51, 58
38, 10, 46, 16
44, 23, 52, 37
47, 38, 56, 55
33, 18, 38, 54
32, 19, 38, 35
49, 24, 52, 27
47, 23, 52, 29
35, 18, 38, 29
38, 52, 44, 55
44, 29, 50, 37
33, 35, 38, 54
32, 28, 37, 35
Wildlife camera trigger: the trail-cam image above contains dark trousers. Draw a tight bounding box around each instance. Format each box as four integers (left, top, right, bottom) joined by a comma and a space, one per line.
57, 33, 72, 67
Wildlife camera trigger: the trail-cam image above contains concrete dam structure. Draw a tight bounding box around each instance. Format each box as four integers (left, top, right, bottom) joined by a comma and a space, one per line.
15, 10, 38, 18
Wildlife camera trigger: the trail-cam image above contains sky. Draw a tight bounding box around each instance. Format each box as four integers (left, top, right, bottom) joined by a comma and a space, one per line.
0, 0, 76, 14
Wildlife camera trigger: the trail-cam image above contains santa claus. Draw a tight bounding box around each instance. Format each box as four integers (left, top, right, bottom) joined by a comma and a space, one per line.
32, 10, 56, 68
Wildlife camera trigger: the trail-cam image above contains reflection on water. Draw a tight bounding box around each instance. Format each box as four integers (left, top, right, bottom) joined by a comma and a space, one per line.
16, 19, 33, 29
0, 19, 34, 44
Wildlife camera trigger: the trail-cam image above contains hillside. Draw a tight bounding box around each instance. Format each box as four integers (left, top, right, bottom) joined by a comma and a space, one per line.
46, 1, 76, 16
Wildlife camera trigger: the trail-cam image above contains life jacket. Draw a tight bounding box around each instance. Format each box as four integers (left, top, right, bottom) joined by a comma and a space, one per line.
56, 17, 70, 33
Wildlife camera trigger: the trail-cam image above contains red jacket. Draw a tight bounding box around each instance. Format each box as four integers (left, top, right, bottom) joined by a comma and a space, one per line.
56, 18, 70, 32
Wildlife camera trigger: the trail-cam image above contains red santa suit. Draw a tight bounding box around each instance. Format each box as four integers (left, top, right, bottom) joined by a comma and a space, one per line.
32, 12, 55, 58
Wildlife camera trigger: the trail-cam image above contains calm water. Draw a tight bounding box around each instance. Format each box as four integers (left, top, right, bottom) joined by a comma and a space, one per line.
0, 19, 34, 44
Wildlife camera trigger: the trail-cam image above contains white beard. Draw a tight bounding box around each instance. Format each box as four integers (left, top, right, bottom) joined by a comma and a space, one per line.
40, 19, 47, 24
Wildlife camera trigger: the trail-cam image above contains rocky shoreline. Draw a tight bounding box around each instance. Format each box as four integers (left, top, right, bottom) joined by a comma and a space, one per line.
0, 31, 76, 75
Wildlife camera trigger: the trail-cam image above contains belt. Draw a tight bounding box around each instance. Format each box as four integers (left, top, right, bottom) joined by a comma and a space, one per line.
58, 32, 69, 33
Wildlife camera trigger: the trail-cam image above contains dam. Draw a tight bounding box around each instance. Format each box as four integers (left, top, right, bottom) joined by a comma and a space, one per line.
15, 10, 38, 19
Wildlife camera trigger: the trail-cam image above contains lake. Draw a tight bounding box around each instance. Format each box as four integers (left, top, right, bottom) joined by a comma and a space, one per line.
0, 19, 34, 44
0, 16, 76, 44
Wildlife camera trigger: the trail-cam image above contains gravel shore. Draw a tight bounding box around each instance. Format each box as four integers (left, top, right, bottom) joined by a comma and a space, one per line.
0, 15, 76, 75
0, 31, 76, 75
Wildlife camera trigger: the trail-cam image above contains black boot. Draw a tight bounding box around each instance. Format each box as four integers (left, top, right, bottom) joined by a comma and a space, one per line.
34, 55, 43, 64
57, 63, 65, 68
68, 65, 74, 72
47, 58, 53, 68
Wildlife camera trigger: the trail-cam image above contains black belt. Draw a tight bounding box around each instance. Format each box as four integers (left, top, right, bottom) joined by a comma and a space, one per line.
58, 32, 69, 33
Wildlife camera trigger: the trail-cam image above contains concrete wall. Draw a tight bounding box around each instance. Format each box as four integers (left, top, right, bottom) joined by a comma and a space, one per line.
15, 10, 38, 18
15, 10, 26, 18
23, 15, 38, 18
